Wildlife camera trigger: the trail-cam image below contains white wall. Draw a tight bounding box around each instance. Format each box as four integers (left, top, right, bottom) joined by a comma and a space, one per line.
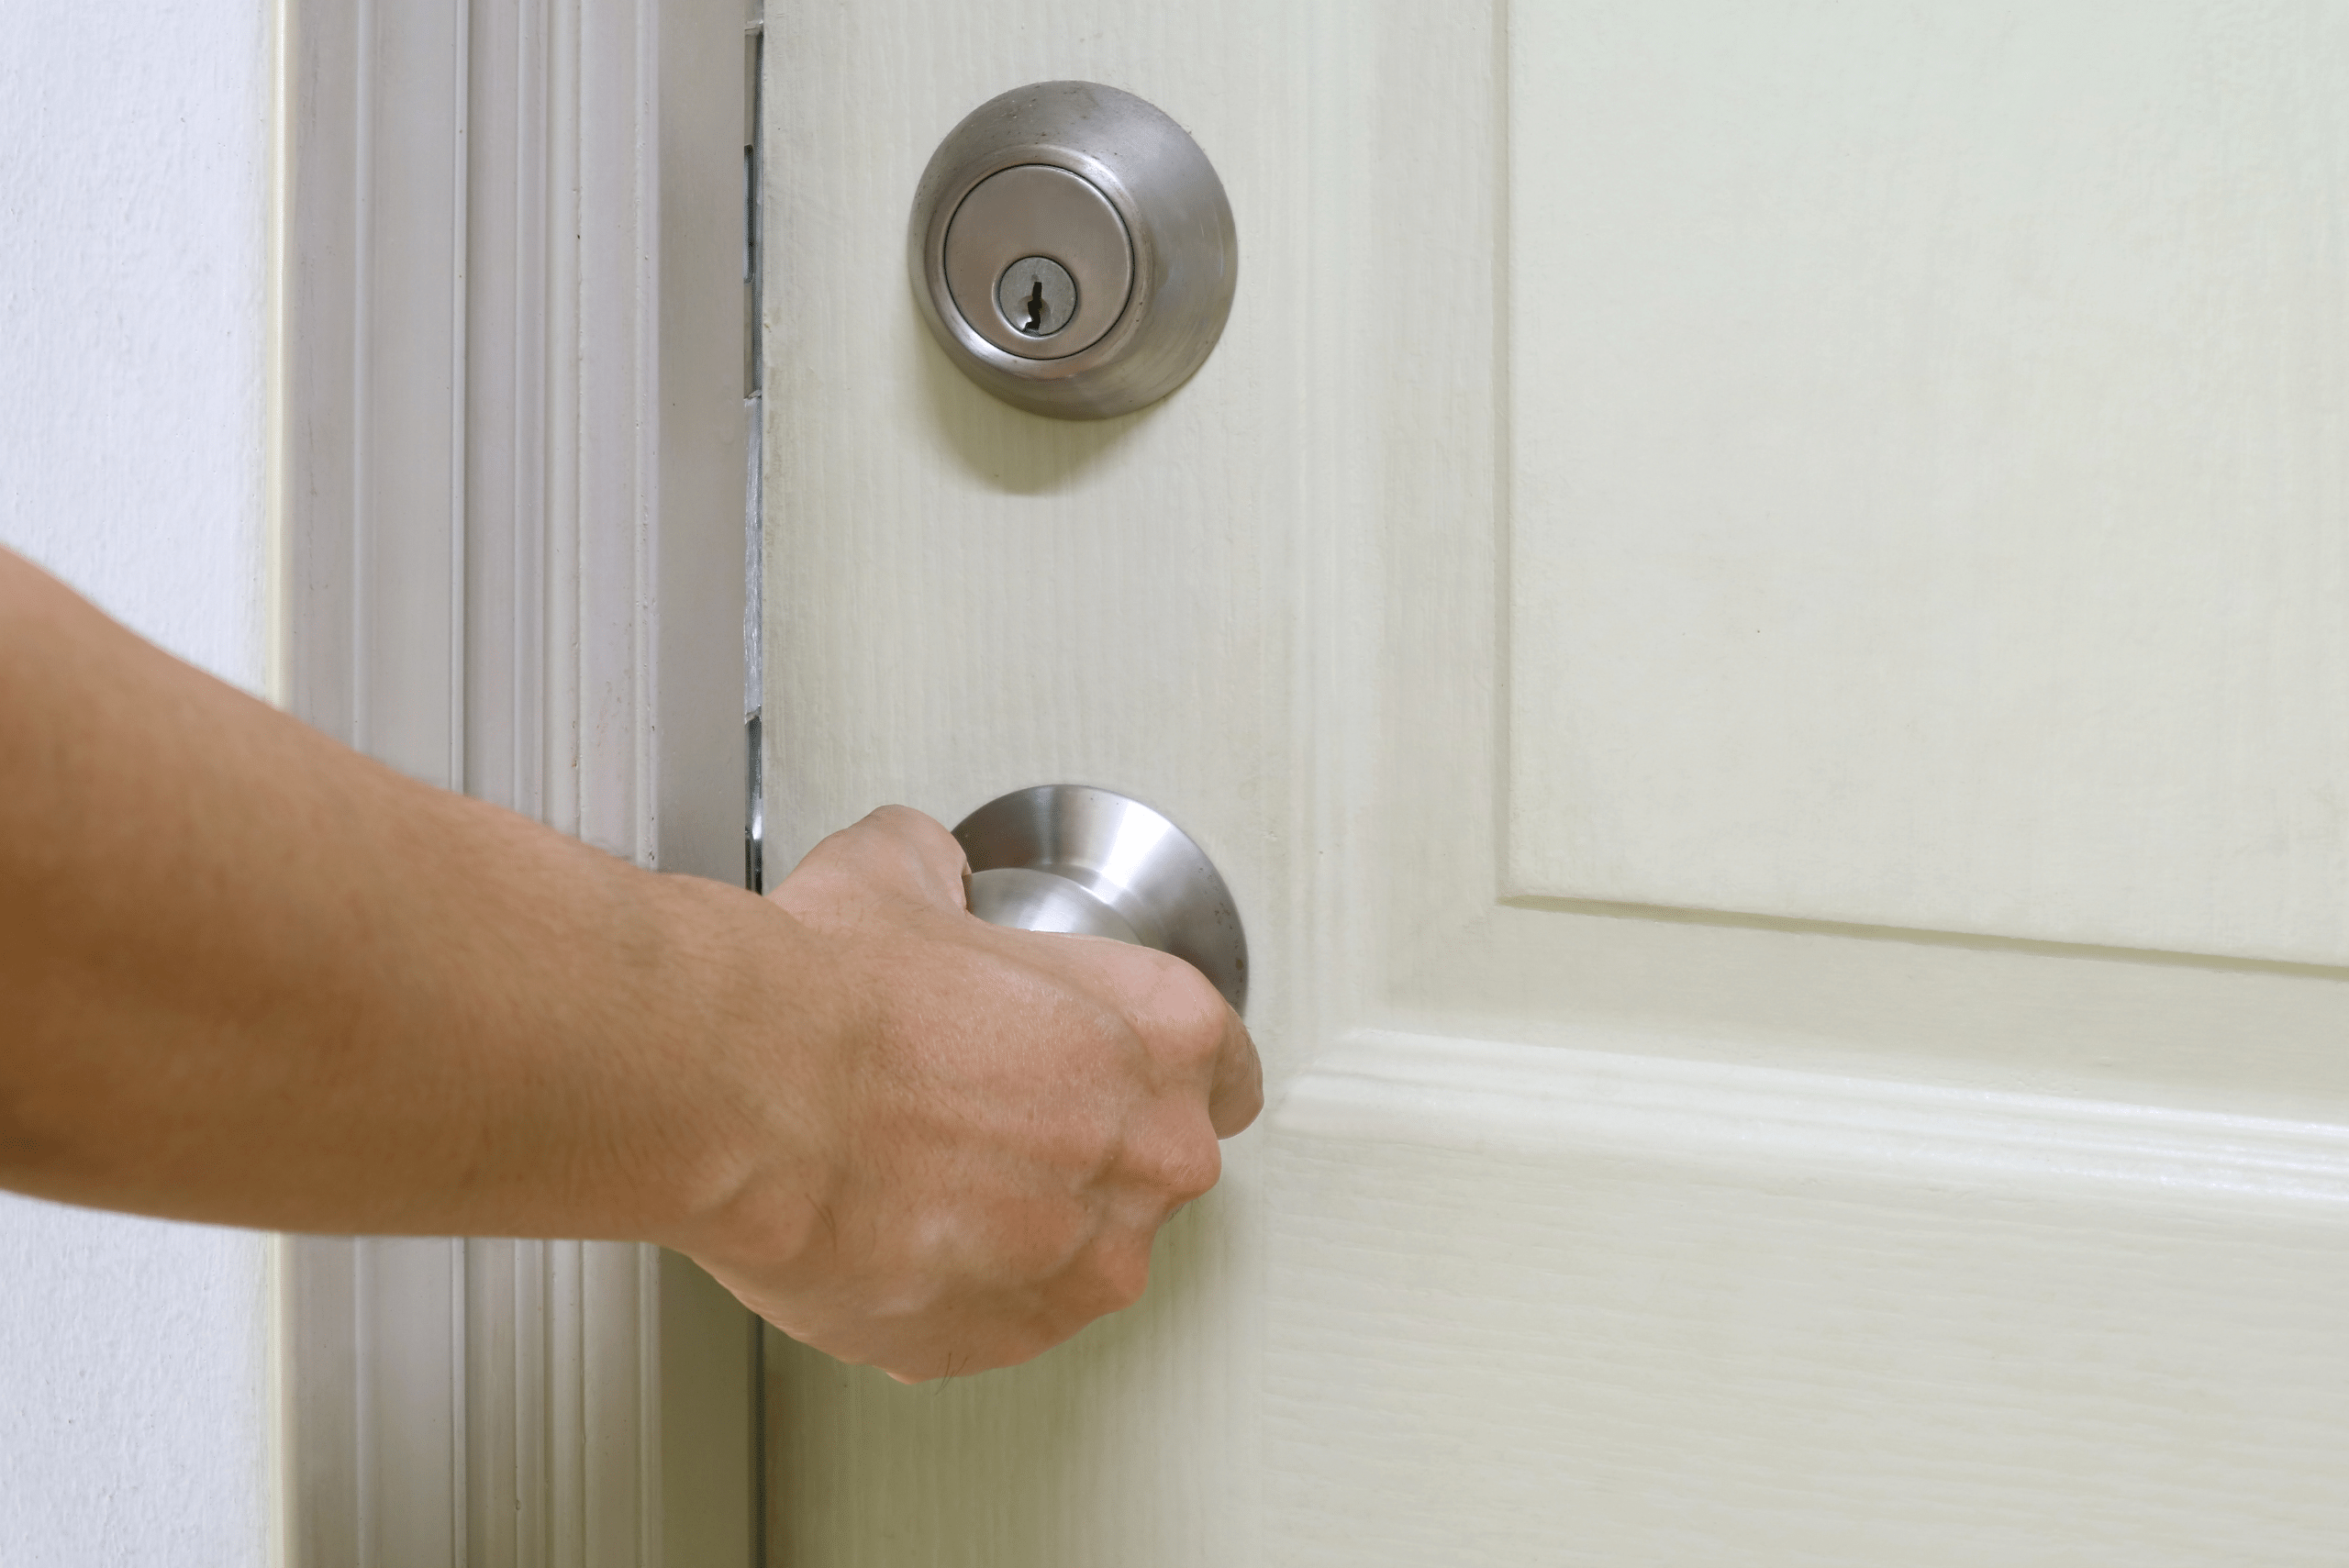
0, 3, 273, 1563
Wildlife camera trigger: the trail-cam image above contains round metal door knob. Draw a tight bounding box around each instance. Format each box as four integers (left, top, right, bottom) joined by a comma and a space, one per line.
909, 82, 1238, 419
952, 785, 1248, 1016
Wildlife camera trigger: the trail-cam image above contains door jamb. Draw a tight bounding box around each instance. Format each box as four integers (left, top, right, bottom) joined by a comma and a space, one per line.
268, 1, 760, 1561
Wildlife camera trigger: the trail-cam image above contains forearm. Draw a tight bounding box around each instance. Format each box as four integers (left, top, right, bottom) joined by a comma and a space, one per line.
0, 548, 823, 1246
1, 547, 1262, 1381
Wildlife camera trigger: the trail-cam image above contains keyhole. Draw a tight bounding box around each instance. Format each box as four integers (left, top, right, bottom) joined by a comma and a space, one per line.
994, 257, 1075, 343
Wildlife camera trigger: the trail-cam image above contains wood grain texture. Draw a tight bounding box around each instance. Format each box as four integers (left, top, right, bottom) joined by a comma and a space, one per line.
1507, 0, 2349, 964
1270, 1032, 2349, 1566
766, 1184, 1260, 1568
760, 5, 1308, 888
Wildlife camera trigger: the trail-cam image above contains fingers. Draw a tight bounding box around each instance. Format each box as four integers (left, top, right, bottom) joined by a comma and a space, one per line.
789, 1221, 1161, 1385
1204, 1005, 1263, 1138
793, 809, 1264, 1142
1058, 937, 1264, 1141
770, 805, 970, 921
863, 1229, 1162, 1383
739, 805, 1266, 1386
852, 806, 972, 910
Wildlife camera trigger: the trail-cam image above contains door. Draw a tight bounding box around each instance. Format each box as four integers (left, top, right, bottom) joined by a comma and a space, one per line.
757, 4, 2349, 1562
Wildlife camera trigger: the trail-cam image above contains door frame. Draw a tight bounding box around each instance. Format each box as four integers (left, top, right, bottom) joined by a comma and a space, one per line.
267, 1, 761, 1562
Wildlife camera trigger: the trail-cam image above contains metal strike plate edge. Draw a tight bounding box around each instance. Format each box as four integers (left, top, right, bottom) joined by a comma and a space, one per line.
908, 82, 1238, 420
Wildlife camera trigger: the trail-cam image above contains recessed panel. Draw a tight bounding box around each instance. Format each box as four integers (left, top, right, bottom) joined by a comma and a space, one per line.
1507, 0, 2349, 962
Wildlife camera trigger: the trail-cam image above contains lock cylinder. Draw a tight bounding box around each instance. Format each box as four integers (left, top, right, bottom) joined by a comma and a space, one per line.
945, 166, 1130, 359
908, 81, 1237, 419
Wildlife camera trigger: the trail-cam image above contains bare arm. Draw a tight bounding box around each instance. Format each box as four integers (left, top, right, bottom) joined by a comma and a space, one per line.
0, 547, 1260, 1381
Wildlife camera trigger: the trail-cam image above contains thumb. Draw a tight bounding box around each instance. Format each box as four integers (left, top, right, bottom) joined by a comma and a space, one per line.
852, 806, 973, 912
770, 806, 971, 922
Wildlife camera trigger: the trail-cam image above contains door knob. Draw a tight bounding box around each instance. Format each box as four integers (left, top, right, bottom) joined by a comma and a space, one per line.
952, 785, 1248, 1016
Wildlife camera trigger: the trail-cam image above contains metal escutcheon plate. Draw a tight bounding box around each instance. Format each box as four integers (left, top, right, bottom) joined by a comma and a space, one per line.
952, 785, 1248, 1017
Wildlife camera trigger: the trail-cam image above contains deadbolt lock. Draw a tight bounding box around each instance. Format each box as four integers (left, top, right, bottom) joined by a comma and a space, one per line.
909, 82, 1237, 419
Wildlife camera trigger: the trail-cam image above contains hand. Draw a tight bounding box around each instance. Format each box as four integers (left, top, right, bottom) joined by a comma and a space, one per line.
685, 806, 1262, 1383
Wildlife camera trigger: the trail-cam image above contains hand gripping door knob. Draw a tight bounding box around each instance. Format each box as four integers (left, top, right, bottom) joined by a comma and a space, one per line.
952, 785, 1248, 1016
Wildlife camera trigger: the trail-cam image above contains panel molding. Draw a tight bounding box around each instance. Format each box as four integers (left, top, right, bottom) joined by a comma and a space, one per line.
1267, 1029, 2349, 1565
272, 0, 756, 1562
1281, 1029, 2349, 1203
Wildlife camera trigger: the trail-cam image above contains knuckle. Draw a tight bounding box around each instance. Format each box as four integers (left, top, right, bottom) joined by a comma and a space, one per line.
1091, 1243, 1152, 1312
863, 803, 927, 833
1054, 1238, 1154, 1321
1145, 956, 1231, 1065
1219, 1040, 1266, 1120
1144, 1125, 1222, 1204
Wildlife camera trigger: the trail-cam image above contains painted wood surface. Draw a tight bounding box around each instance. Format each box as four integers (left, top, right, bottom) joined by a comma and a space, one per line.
278, 0, 758, 1561
1270, 1032, 2349, 1565
1508, 0, 2349, 966
762, 0, 2349, 1561
762, 4, 1310, 1558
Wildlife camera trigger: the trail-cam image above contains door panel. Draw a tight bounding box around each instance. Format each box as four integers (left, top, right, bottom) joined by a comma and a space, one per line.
1508, 0, 2349, 963
1271, 1034, 2349, 1566
763, 2, 2349, 1562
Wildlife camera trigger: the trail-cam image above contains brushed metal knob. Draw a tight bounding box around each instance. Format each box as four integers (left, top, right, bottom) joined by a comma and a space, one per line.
952, 785, 1248, 1016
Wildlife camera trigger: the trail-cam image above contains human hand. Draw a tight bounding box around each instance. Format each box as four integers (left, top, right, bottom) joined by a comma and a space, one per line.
685, 806, 1261, 1382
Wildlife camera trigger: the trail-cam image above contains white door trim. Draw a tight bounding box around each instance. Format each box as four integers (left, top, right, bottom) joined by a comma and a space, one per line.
268, 1, 759, 1562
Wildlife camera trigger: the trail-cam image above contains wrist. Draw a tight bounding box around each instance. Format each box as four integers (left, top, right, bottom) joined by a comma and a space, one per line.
625, 871, 851, 1278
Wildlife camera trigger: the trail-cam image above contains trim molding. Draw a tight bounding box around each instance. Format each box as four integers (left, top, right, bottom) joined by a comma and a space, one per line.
272, 1, 757, 1562
1282, 1029, 2349, 1203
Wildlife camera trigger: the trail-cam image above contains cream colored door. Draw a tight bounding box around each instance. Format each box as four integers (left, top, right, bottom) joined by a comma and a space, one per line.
758, 3, 2349, 1562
